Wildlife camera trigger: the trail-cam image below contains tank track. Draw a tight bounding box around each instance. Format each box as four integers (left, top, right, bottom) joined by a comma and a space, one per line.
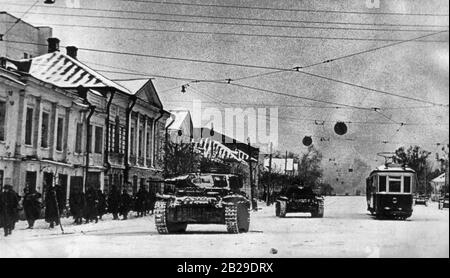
276, 201, 287, 217
225, 204, 239, 233
312, 200, 324, 218
225, 203, 250, 234
154, 201, 169, 234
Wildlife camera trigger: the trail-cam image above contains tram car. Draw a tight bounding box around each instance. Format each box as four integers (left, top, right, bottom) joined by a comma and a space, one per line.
366, 157, 417, 220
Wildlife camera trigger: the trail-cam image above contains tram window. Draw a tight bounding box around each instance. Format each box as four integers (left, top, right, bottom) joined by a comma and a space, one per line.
389, 176, 401, 192
379, 176, 386, 192
404, 176, 411, 193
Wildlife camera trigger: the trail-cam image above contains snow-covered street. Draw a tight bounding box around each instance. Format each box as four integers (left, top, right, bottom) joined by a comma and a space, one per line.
0, 196, 448, 258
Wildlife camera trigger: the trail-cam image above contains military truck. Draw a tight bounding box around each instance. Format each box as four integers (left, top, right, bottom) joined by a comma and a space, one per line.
275, 186, 324, 218
154, 173, 250, 234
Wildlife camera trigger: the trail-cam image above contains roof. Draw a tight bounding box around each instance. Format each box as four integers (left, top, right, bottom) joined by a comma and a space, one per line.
166, 110, 190, 130
370, 164, 416, 174
113, 79, 149, 95
0, 68, 26, 87
192, 127, 259, 155
19, 51, 131, 93
114, 78, 163, 108
431, 173, 446, 183
0, 11, 49, 30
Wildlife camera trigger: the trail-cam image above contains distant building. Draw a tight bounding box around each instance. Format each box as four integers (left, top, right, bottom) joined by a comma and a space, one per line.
264, 158, 298, 175
191, 127, 260, 197
114, 78, 170, 193
166, 109, 193, 144
0, 12, 52, 59
430, 173, 447, 200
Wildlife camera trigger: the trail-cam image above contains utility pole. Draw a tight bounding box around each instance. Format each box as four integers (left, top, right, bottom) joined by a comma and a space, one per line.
209, 124, 214, 160
267, 142, 273, 206
285, 150, 288, 175
248, 137, 257, 211
424, 161, 428, 196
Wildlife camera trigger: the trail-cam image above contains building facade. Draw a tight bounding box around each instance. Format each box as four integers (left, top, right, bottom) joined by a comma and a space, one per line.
0, 38, 169, 199
0, 12, 52, 59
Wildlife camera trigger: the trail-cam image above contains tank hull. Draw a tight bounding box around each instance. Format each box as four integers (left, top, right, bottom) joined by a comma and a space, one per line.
166, 204, 225, 224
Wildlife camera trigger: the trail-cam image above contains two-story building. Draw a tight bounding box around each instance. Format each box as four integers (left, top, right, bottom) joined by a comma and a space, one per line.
0, 38, 170, 199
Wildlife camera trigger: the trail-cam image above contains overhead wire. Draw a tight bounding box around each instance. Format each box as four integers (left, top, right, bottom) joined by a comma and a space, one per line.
4, 36, 449, 108
2, 1, 449, 28
123, 0, 449, 17
19, 21, 450, 43
3, 9, 449, 33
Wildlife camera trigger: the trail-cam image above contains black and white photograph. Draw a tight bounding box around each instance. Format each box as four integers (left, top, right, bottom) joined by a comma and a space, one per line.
0, 0, 448, 260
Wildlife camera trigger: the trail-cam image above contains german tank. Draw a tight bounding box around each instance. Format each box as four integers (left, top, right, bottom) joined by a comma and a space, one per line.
154, 173, 250, 234
275, 186, 324, 218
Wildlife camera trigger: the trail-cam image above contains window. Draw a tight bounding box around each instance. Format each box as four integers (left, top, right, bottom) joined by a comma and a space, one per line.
138, 127, 143, 157
146, 131, 151, 158
41, 112, 49, 148
404, 176, 411, 193
25, 171, 37, 192
114, 123, 120, 153
379, 176, 386, 192
0, 101, 6, 141
25, 107, 33, 145
119, 126, 125, 154
94, 126, 103, 154
56, 117, 64, 151
388, 176, 401, 193
109, 123, 115, 152
130, 127, 135, 155
75, 123, 83, 153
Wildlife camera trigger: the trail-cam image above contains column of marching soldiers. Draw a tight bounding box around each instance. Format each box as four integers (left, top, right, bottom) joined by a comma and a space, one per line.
0, 183, 157, 237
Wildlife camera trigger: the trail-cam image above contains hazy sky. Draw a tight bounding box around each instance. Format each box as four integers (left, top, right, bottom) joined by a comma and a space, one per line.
1, 0, 449, 191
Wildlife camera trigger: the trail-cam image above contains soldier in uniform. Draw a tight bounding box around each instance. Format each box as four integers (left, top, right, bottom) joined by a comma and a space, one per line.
0, 185, 20, 236
55, 184, 66, 218
84, 186, 98, 223
69, 188, 85, 225
108, 186, 121, 220
135, 186, 148, 217
96, 189, 107, 220
119, 188, 132, 220
22, 185, 42, 229
44, 186, 60, 229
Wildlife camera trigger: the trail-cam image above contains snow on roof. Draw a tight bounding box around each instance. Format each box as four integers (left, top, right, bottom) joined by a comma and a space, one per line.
431, 173, 446, 183
194, 137, 244, 162
113, 79, 150, 95
26, 51, 131, 93
166, 110, 189, 130
0, 70, 26, 87
374, 164, 415, 172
